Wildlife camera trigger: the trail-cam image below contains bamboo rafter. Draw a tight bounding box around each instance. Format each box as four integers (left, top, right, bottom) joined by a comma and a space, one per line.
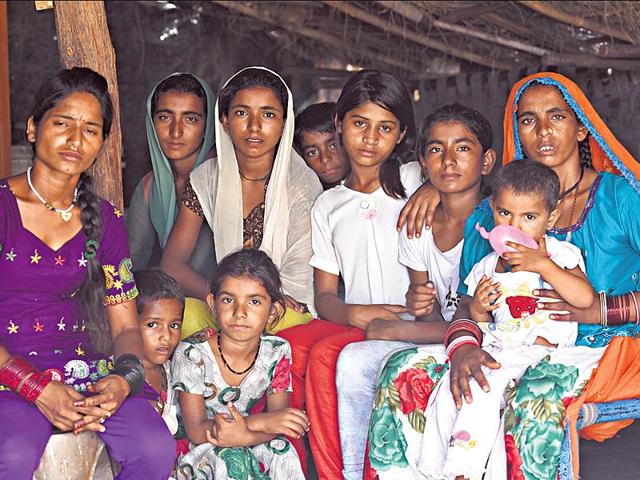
212, 1, 416, 72
519, 1, 637, 44
322, 1, 513, 70
376, 1, 550, 58
204, 1, 640, 76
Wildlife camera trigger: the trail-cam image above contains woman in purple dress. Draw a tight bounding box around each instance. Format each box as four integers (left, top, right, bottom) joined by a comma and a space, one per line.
0, 68, 175, 479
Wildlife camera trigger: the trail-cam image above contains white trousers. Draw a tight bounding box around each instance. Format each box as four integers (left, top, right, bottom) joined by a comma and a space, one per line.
336, 340, 413, 480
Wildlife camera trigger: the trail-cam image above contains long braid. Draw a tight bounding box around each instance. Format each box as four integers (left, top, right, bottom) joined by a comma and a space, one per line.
579, 136, 593, 169
76, 172, 111, 354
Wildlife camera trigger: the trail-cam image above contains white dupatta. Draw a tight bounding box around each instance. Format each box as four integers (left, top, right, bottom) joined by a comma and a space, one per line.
190, 67, 321, 307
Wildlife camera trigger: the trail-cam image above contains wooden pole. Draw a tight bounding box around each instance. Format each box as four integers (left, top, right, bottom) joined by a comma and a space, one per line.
53, 0, 123, 209
431, 19, 551, 57
519, 1, 636, 45
483, 12, 532, 39
375, 0, 425, 23
0, 1, 11, 178
212, 1, 415, 72
446, 3, 504, 23
322, 1, 512, 70
543, 53, 640, 71
375, 1, 545, 57
592, 43, 640, 59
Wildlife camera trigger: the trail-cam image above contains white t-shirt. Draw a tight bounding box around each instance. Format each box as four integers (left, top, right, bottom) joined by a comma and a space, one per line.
310, 162, 422, 315
398, 227, 463, 322
465, 236, 583, 348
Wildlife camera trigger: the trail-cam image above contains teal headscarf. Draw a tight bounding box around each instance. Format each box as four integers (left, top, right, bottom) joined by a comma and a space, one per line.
145, 73, 215, 247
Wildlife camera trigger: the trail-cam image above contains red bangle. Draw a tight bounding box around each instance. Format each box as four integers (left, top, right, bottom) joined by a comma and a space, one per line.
607, 294, 632, 326
447, 339, 480, 360
18, 372, 51, 403
0, 357, 36, 392
444, 319, 483, 347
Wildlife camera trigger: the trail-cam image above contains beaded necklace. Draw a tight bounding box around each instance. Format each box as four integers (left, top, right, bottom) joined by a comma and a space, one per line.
217, 330, 259, 375
26, 167, 78, 222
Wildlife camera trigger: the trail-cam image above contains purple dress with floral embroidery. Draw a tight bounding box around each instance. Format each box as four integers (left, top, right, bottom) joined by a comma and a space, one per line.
0, 179, 138, 392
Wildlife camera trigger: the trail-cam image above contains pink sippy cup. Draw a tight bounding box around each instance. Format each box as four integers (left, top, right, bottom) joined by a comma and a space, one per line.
475, 223, 538, 258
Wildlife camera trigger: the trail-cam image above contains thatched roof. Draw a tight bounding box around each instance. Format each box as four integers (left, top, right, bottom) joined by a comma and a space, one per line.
197, 1, 640, 84
8, 1, 640, 200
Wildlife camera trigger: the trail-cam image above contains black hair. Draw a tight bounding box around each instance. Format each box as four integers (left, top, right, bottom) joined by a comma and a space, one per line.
293, 102, 337, 156
418, 103, 493, 158
135, 268, 186, 315
209, 249, 286, 324
336, 70, 416, 199
218, 68, 288, 121
578, 137, 593, 169
494, 159, 560, 212
27, 67, 115, 353
150, 74, 206, 118
27, 67, 113, 145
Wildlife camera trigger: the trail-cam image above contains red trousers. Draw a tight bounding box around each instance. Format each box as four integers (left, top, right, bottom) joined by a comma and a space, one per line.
279, 319, 365, 479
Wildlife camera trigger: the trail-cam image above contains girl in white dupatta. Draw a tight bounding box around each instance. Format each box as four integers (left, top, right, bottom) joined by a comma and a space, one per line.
162, 67, 321, 314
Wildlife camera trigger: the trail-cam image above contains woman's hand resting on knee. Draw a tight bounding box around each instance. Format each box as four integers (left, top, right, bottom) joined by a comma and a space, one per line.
71, 374, 130, 433
34, 381, 110, 433
448, 344, 501, 410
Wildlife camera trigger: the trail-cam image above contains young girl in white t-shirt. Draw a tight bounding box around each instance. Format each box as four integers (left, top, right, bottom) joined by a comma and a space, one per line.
340, 103, 498, 480
277, 69, 421, 478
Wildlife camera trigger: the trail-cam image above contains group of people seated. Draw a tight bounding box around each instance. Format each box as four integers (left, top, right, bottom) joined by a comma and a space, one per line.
0, 64, 639, 480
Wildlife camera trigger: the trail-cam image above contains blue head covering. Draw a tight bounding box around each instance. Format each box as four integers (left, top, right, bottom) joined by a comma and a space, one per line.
145, 73, 215, 247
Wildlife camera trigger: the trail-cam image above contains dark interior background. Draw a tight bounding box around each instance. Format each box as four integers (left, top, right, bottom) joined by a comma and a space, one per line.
7, 1, 640, 205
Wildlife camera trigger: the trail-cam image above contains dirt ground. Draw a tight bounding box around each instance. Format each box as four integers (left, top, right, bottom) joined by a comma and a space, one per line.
580, 419, 640, 479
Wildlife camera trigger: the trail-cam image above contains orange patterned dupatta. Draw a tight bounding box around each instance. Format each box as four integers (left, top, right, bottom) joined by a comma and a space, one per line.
503, 71, 640, 479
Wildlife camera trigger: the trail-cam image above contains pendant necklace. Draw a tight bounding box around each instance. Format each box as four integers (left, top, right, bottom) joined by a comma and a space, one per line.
144, 364, 167, 414
563, 167, 584, 243
27, 167, 78, 222
217, 330, 259, 375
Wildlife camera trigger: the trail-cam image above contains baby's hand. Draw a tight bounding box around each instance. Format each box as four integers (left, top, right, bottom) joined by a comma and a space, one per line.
503, 237, 551, 274
259, 408, 310, 438
471, 275, 501, 318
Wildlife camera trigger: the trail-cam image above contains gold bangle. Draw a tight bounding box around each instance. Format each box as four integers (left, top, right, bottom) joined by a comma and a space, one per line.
599, 291, 608, 327
629, 292, 639, 325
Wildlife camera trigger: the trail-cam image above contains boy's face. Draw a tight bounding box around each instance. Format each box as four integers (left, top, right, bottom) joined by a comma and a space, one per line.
491, 187, 559, 242
300, 130, 348, 187
139, 298, 184, 366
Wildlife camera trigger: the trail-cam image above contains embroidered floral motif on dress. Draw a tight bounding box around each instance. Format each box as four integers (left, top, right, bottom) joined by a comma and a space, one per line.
102, 257, 138, 305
